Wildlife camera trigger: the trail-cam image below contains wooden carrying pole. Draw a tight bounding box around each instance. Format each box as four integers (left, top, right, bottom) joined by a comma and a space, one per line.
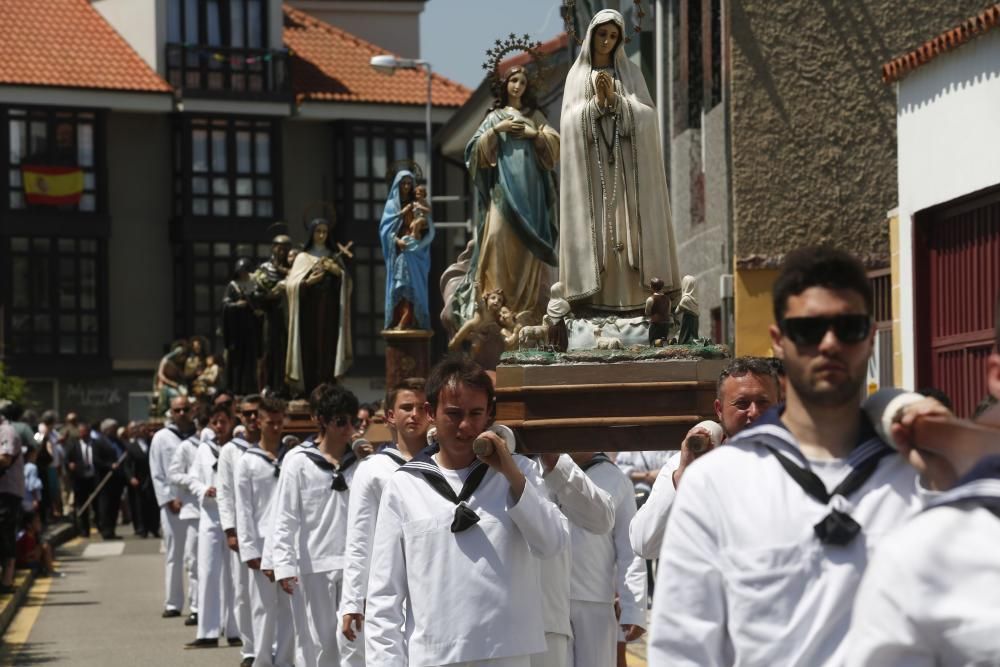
75, 451, 128, 517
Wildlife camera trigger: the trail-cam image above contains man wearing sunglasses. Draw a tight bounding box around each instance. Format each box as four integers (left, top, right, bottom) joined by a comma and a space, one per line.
217, 395, 261, 665
271, 383, 361, 666
649, 246, 943, 667
150, 397, 199, 623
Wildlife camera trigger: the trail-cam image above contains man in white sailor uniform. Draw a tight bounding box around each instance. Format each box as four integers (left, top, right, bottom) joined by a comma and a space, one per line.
365, 357, 570, 667
272, 382, 361, 666
341, 377, 431, 665
235, 395, 295, 667
167, 400, 204, 627
846, 312, 1000, 666
649, 247, 945, 666
218, 394, 260, 665
629, 356, 780, 560
177, 402, 239, 648
150, 396, 199, 621
566, 451, 646, 666
531, 450, 615, 667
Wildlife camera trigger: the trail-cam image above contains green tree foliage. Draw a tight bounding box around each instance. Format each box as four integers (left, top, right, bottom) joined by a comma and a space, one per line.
0, 362, 27, 403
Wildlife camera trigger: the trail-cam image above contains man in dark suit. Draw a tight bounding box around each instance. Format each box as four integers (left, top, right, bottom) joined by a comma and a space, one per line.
124, 421, 160, 538
65, 418, 98, 537
93, 419, 126, 540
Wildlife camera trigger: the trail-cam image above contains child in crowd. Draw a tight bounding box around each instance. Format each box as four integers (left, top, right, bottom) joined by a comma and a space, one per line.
16, 512, 56, 576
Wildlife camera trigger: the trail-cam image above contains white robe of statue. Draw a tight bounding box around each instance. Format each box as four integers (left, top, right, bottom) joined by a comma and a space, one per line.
559, 9, 680, 310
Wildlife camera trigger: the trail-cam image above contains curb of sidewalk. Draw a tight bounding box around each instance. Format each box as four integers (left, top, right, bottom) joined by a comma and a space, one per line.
0, 521, 77, 639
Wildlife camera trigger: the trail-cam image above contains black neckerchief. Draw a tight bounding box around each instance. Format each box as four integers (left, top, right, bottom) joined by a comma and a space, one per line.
581, 452, 613, 472
297, 447, 357, 491
730, 405, 893, 546
166, 424, 196, 440
206, 440, 221, 472
926, 455, 1000, 520
399, 443, 491, 533
230, 437, 251, 452
245, 447, 281, 478
379, 449, 407, 467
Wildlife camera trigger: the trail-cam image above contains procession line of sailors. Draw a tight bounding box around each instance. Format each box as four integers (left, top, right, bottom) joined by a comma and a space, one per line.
145, 367, 627, 667
146, 246, 1000, 667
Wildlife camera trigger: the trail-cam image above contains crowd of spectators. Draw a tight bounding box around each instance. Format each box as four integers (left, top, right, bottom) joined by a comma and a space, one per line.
0, 400, 164, 592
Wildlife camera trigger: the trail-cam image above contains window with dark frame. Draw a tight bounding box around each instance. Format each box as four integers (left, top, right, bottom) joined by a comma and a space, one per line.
173, 116, 278, 219
167, 0, 265, 48
687, 0, 703, 130
334, 122, 428, 372
165, 0, 285, 95
5, 108, 100, 213
176, 240, 271, 355
7, 236, 104, 357
672, 0, 723, 136
709, 0, 722, 108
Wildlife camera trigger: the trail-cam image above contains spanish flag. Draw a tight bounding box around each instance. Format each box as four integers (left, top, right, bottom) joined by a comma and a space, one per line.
21, 165, 84, 206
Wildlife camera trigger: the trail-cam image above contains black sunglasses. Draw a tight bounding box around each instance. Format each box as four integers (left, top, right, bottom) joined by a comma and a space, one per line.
333, 415, 361, 428
780, 315, 872, 346
241, 410, 258, 418
171, 406, 190, 414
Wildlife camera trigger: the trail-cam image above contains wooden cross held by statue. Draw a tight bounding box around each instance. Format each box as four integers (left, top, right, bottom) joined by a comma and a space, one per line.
336, 241, 354, 260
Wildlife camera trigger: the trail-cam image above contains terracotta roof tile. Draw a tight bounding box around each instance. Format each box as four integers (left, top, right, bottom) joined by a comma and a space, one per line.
283, 4, 470, 107
882, 4, 1000, 83
0, 0, 170, 93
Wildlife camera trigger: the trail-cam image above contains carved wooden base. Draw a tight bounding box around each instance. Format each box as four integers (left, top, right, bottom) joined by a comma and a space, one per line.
382, 329, 433, 392
495, 358, 728, 453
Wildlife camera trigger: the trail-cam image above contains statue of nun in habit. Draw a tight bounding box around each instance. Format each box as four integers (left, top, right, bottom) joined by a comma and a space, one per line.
285, 218, 353, 396
559, 9, 680, 311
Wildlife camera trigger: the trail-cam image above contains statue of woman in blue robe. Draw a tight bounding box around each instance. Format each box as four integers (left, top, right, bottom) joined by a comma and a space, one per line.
380, 169, 435, 330
443, 66, 560, 334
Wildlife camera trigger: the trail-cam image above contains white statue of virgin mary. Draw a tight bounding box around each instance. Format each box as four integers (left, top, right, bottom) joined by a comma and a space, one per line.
559, 9, 679, 311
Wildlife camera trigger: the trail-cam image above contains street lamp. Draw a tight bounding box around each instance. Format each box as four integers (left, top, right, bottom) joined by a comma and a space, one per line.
369, 55, 434, 201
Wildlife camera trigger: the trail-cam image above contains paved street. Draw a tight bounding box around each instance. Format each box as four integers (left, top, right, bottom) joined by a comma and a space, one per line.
0, 535, 240, 667
1, 534, 648, 666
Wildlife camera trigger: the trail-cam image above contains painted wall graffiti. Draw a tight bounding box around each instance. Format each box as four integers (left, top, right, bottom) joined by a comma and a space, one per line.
64, 383, 123, 408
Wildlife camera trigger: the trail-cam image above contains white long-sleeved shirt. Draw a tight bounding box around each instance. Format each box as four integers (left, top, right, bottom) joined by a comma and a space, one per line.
234, 447, 281, 566
191, 440, 222, 524
539, 454, 615, 637
168, 434, 205, 520
629, 452, 681, 559
571, 457, 646, 628
648, 417, 929, 667
615, 450, 669, 481
846, 480, 1000, 667
217, 437, 251, 533
149, 426, 188, 508
365, 453, 569, 666
341, 448, 406, 616
270, 445, 356, 581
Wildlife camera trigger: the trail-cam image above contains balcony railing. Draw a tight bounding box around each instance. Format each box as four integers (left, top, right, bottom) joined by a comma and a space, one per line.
166, 43, 291, 100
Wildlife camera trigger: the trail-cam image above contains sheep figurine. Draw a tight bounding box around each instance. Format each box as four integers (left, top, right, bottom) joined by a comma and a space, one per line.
593, 325, 624, 350
518, 323, 549, 350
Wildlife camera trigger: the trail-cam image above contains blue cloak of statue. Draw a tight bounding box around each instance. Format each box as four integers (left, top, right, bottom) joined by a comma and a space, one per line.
379, 169, 435, 329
